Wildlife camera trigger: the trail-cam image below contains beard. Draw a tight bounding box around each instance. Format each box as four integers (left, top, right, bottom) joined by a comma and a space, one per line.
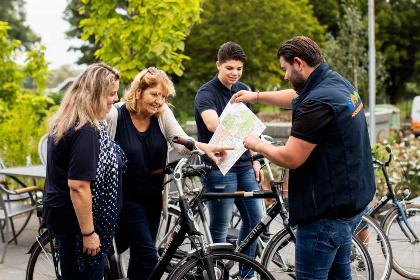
288, 68, 306, 94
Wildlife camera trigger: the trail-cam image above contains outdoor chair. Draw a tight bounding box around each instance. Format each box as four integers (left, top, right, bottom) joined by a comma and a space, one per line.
0, 158, 43, 264
38, 133, 48, 165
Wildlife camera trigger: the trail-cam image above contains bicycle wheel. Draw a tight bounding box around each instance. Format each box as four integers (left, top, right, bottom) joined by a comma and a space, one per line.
382, 204, 420, 279
167, 249, 275, 280
261, 228, 374, 279
26, 234, 60, 280
354, 214, 393, 280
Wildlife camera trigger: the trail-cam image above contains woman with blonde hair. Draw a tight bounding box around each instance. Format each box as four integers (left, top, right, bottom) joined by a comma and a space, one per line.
106, 67, 232, 280
43, 63, 126, 279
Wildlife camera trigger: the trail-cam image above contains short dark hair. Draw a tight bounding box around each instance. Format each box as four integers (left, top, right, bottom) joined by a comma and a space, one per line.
218, 41, 246, 64
277, 36, 325, 67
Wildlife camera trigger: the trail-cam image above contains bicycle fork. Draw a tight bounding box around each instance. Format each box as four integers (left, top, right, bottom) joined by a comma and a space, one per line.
394, 201, 419, 243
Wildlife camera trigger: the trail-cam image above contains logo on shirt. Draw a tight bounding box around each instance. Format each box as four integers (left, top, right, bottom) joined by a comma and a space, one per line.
347, 91, 363, 117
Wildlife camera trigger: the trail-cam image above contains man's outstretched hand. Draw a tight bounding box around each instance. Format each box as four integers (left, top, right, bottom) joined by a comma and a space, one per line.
231, 90, 258, 104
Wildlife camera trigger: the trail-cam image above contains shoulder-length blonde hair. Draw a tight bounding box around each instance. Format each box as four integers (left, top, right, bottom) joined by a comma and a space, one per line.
49, 63, 120, 143
123, 68, 175, 116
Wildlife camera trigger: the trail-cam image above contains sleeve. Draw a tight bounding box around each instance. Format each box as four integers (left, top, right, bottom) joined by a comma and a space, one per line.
195, 88, 217, 115
160, 104, 190, 155
68, 128, 100, 181
290, 100, 335, 144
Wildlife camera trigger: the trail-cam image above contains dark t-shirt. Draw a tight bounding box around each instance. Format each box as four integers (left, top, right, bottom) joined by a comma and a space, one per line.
290, 100, 335, 144
43, 125, 100, 211
194, 75, 252, 171
115, 105, 167, 201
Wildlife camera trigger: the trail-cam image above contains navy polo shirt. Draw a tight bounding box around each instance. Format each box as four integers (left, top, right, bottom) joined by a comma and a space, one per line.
194, 75, 252, 172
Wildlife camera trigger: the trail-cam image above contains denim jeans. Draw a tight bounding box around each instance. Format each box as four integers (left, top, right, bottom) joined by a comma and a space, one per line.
202, 168, 264, 278
117, 199, 162, 280
44, 208, 105, 280
295, 212, 363, 280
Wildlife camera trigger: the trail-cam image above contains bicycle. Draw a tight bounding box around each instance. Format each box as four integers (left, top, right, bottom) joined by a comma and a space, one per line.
26, 136, 276, 280
362, 146, 420, 279
157, 136, 374, 279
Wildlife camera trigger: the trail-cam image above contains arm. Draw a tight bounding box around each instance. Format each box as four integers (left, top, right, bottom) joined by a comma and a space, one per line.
68, 179, 100, 256
231, 89, 297, 109
244, 135, 316, 169
160, 105, 233, 161
200, 109, 220, 132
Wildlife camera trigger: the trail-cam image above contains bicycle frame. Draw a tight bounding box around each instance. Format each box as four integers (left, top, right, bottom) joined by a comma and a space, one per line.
184, 149, 296, 257
149, 155, 218, 280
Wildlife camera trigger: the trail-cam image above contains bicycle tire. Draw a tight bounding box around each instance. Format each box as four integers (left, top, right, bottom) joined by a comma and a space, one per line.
382, 204, 420, 279
354, 214, 393, 280
26, 233, 60, 280
261, 228, 374, 279
167, 249, 275, 280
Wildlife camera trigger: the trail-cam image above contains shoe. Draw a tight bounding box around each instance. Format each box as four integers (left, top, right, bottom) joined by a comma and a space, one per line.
237, 277, 257, 280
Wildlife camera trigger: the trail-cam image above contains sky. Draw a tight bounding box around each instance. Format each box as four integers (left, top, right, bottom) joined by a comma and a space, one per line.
25, 0, 85, 70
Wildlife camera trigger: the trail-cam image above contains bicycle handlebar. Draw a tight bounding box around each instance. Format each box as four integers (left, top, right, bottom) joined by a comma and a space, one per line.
373, 146, 393, 167
172, 136, 195, 151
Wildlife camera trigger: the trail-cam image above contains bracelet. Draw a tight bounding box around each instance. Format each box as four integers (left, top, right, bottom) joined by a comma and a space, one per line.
82, 229, 95, 237
256, 91, 260, 103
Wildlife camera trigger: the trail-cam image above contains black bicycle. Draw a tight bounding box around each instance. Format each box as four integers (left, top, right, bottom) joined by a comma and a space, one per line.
158, 135, 374, 279
26, 136, 276, 280
361, 146, 420, 279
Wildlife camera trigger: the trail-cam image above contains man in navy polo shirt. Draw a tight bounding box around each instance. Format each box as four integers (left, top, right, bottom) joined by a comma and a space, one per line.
194, 41, 264, 279
232, 36, 375, 279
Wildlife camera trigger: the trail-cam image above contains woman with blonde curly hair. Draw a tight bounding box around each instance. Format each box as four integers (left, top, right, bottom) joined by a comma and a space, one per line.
43, 63, 126, 279
106, 67, 232, 280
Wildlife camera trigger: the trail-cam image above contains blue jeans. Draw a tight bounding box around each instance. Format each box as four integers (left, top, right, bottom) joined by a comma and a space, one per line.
117, 199, 162, 280
202, 169, 264, 277
295, 212, 363, 280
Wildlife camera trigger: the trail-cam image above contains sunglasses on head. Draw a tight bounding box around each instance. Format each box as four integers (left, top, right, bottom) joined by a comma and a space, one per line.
140, 67, 164, 80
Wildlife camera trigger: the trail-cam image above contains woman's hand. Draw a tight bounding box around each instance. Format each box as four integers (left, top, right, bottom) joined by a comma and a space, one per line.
199, 143, 234, 165
83, 232, 101, 256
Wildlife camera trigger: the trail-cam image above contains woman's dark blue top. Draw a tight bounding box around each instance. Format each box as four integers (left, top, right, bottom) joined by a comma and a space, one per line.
115, 105, 167, 202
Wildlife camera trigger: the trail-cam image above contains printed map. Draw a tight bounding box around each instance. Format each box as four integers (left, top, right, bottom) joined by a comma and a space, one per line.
209, 101, 266, 175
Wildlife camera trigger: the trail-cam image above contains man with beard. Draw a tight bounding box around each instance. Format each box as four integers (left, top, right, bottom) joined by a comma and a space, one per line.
231, 36, 375, 279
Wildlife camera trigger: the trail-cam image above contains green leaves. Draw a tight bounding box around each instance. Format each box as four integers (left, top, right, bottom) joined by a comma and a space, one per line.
0, 21, 55, 166
78, 0, 202, 82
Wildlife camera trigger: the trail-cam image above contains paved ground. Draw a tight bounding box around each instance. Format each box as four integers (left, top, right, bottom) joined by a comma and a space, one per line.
0, 212, 411, 280
0, 213, 39, 279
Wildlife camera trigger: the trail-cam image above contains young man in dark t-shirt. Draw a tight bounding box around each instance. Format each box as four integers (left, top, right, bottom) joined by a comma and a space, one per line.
194, 41, 264, 279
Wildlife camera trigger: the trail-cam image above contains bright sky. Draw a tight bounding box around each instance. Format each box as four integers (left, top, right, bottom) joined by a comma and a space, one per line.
25, 0, 85, 70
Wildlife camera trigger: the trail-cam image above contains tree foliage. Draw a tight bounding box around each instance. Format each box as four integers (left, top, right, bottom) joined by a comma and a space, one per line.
0, 0, 40, 49
375, 0, 420, 103
323, 4, 388, 103
77, 0, 203, 82
171, 0, 325, 116
0, 21, 55, 166
309, 0, 420, 104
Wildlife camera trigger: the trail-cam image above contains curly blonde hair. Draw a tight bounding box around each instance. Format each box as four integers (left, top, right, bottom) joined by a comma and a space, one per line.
123, 68, 175, 116
49, 63, 120, 143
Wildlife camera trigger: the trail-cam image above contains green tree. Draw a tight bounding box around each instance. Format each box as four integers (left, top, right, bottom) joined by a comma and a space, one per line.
0, 21, 55, 166
0, 0, 40, 49
323, 4, 388, 103
77, 0, 203, 82
375, 0, 420, 103
64, 0, 102, 65
172, 0, 326, 116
